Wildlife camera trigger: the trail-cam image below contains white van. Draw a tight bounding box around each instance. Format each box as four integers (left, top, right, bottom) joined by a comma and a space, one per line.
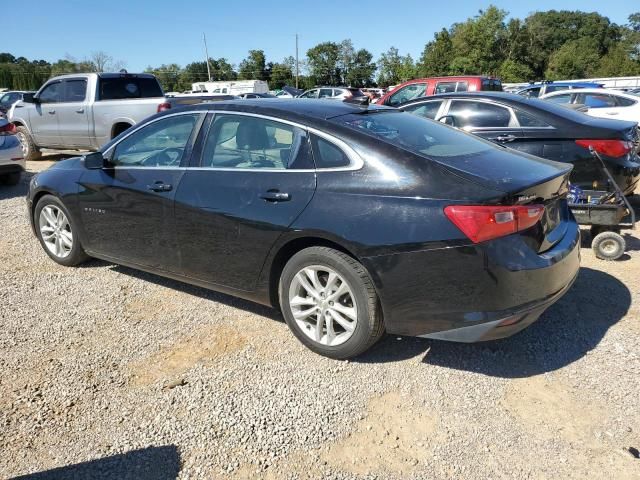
191, 80, 269, 96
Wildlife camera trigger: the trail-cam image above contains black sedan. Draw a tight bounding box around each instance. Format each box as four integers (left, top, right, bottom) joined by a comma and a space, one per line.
398, 92, 640, 195
27, 100, 580, 359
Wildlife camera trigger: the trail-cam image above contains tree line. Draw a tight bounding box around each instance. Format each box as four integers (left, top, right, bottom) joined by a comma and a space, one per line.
1, 7, 639, 93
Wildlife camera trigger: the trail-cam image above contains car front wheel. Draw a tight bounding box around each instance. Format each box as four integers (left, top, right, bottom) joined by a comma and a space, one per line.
34, 195, 89, 266
279, 247, 384, 359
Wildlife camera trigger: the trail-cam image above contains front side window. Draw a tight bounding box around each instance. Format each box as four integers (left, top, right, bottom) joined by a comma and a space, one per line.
388, 83, 427, 106
545, 93, 573, 105
300, 89, 318, 99
111, 114, 198, 167
64, 79, 87, 102
447, 100, 513, 128
403, 100, 443, 120
39, 82, 63, 103
456, 81, 468, 92
519, 87, 541, 98
201, 114, 306, 169
435, 82, 457, 94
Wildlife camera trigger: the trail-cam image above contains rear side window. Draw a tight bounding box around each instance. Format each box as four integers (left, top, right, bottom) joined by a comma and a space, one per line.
447, 100, 513, 128
544, 85, 570, 94
616, 96, 637, 107
519, 87, 541, 98
579, 93, 616, 108
491, 80, 502, 91
99, 77, 163, 100
435, 82, 457, 94
64, 79, 87, 102
514, 109, 552, 128
201, 114, 308, 169
310, 135, 350, 168
319, 88, 334, 98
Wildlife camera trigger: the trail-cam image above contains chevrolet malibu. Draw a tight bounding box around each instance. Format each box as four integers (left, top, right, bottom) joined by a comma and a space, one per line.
27, 100, 580, 359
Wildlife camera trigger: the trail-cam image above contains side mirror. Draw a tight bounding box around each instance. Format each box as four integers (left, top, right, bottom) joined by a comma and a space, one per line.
22, 93, 37, 104
83, 152, 106, 169
436, 115, 458, 127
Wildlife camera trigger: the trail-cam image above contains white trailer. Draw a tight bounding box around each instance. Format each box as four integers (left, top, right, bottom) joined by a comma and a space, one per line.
191, 80, 269, 95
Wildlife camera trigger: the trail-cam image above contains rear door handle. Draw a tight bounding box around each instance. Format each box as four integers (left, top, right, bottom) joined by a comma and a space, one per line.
492, 134, 517, 143
147, 181, 173, 192
260, 190, 290, 202
76, 108, 84, 114
48, 110, 56, 115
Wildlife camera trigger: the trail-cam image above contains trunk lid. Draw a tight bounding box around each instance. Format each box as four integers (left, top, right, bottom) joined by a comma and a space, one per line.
437, 147, 572, 252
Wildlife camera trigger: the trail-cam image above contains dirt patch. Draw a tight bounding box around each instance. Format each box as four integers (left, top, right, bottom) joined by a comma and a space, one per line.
320, 391, 437, 476
129, 325, 246, 386
503, 376, 606, 446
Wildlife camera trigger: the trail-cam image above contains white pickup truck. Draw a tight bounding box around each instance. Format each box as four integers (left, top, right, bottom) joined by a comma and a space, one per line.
10, 73, 167, 160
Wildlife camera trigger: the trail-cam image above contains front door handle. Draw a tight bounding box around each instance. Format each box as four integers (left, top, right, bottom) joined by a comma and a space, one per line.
260, 190, 290, 202
48, 110, 56, 115
147, 181, 173, 192
492, 134, 517, 143
76, 108, 85, 114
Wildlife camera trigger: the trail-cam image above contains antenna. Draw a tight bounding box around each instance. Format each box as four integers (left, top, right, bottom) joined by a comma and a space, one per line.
203, 33, 212, 82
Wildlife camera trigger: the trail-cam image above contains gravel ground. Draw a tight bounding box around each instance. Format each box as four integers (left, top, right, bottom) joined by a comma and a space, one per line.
1, 158, 639, 479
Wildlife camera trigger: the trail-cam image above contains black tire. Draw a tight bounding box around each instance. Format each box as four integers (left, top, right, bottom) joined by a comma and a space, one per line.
3, 172, 21, 185
15, 126, 42, 161
34, 194, 89, 266
279, 247, 384, 359
592, 231, 625, 261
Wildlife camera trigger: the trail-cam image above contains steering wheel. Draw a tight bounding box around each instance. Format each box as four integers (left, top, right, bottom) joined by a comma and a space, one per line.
141, 147, 184, 167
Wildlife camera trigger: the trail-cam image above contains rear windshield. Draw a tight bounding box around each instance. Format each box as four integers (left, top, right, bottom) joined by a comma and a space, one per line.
98, 77, 163, 100
332, 111, 493, 159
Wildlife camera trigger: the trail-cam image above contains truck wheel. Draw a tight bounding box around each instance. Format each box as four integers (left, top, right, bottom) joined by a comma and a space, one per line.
592, 231, 625, 261
15, 126, 42, 161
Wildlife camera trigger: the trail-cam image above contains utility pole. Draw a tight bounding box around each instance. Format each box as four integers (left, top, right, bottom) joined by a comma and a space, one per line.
203, 33, 212, 82
295, 33, 299, 89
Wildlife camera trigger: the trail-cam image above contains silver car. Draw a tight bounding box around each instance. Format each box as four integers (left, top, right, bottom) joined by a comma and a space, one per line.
0, 118, 25, 185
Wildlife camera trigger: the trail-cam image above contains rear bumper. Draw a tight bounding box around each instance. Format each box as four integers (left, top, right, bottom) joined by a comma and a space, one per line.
363, 217, 581, 340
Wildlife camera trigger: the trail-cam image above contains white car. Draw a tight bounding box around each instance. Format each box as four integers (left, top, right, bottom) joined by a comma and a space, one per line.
0, 118, 25, 185
540, 88, 640, 123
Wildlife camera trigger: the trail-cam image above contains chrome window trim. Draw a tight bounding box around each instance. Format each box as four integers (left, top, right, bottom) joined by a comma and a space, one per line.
103, 109, 364, 173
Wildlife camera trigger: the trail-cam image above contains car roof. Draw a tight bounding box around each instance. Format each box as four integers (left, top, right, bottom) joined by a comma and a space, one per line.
174, 98, 392, 121
541, 88, 637, 98
520, 82, 602, 88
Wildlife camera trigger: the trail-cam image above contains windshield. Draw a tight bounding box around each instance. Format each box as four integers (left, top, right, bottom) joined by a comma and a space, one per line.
332, 111, 493, 159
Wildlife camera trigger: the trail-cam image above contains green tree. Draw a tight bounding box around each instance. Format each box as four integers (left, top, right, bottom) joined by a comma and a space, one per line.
545, 37, 602, 79
345, 48, 376, 87
238, 50, 266, 80
417, 29, 453, 77
377, 47, 415, 87
307, 42, 341, 85
145, 64, 183, 92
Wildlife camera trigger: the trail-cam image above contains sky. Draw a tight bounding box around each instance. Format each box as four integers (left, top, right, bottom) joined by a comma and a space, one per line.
4, 0, 637, 72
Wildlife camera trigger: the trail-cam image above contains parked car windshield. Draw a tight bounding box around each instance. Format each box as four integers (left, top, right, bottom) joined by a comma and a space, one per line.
333, 111, 492, 159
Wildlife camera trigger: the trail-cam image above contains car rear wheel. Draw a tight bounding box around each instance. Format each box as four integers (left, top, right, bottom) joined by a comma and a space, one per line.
35, 195, 89, 266
279, 247, 384, 359
15, 126, 42, 161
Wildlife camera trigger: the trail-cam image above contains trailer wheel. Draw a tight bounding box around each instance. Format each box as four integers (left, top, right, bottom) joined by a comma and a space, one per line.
592, 231, 625, 261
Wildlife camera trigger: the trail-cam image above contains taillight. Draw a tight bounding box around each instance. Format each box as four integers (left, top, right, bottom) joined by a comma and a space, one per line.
575, 139, 632, 158
0, 122, 17, 135
444, 205, 545, 243
157, 102, 171, 113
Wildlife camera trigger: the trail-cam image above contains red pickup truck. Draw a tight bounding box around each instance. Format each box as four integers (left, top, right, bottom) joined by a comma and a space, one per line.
376, 76, 502, 106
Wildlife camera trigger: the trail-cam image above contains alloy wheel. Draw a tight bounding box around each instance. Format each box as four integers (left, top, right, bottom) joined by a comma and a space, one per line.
288, 265, 358, 346
16, 132, 29, 157
39, 205, 73, 258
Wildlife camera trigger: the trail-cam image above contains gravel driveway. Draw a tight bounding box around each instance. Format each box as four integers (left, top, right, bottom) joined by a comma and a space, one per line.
1, 159, 639, 479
